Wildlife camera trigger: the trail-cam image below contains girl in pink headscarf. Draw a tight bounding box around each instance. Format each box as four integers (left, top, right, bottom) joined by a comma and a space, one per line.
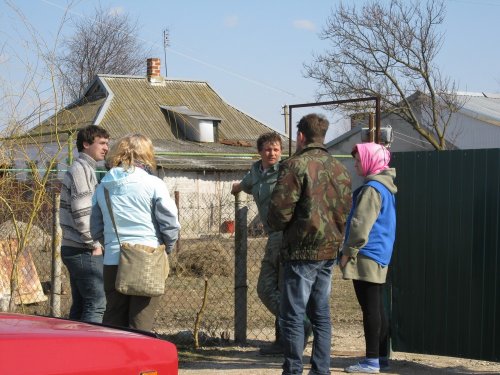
340, 142, 397, 374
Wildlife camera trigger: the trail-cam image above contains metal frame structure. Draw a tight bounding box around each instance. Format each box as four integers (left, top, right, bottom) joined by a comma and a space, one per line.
287, 96, 381, 155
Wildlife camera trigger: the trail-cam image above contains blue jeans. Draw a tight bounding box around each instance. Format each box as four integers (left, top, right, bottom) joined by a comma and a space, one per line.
61, 246, 106, 323
280, 259, 334, 375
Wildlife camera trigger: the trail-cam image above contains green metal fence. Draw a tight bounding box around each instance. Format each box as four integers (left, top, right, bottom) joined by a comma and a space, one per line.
390, 148, 500, 362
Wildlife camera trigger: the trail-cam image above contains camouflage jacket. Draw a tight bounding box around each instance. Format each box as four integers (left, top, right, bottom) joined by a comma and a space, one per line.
267, 143, 352, 261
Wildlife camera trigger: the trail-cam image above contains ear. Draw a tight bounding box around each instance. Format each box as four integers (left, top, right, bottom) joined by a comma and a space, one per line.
297, 131, 305, 143
82, 141, 91, 150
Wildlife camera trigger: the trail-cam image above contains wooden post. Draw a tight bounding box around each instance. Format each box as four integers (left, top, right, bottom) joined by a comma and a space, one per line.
283, 105, 289, 137
375, 96, 381, 144
50, 191, 62, 317
174, 191, 181, 253
234, 192, 248, 344
369, 113, 375, 142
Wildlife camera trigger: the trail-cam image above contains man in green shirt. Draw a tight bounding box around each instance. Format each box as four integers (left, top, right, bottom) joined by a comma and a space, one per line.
231, 132, 286, 355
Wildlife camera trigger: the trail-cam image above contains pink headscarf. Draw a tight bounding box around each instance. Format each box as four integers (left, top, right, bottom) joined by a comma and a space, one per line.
352, 142, 391, 177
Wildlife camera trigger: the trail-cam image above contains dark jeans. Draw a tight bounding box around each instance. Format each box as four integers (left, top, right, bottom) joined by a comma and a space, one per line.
353, 279, 389, 359
280, 259, 334, 375
103, 265, 160, 332
61, 246, 106, 323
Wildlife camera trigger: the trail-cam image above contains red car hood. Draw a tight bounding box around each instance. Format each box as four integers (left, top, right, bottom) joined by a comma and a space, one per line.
0, 313, 178, 375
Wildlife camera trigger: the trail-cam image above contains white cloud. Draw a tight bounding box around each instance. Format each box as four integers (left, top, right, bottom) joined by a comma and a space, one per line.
224, 15, 239, 28
293, 19, 316, 31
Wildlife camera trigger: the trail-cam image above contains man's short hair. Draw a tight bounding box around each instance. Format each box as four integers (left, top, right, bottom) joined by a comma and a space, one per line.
297, 114, 329, 144
256, 132, 282, 152
76, 125, 110, 152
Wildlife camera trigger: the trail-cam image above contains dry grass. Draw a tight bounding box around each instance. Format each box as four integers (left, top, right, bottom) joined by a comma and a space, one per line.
156, 236, 362, 346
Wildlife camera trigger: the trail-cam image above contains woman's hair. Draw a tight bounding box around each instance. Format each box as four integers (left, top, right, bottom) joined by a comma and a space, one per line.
106, 134, 156, 171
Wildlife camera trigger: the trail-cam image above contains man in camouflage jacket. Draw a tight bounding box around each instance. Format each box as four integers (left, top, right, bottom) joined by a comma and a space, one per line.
268, 113, 351, 375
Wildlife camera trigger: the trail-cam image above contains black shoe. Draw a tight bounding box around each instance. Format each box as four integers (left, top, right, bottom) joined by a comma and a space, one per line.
259, 341, 284, 356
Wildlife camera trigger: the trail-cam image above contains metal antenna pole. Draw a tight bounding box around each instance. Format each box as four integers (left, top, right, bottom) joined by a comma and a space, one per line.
163, 29, 170, 77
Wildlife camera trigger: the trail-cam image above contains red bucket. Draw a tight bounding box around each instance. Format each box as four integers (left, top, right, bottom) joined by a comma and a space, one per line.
222, 220, 235, 234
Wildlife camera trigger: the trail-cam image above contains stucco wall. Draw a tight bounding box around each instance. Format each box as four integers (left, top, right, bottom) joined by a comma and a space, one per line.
158, 169, 258, 238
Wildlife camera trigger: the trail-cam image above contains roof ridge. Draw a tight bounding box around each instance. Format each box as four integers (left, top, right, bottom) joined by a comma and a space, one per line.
97, 73, 210, 84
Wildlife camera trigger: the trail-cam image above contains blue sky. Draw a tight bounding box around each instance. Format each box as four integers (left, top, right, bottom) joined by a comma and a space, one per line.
1, 0, 500, 142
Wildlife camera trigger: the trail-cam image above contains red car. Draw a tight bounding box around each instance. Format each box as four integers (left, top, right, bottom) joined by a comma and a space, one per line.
0, 313, 178, 374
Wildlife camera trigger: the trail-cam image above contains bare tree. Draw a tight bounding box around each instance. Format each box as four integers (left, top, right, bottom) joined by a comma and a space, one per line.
0, 1, 72, 313
305, 0, 462, 150
60, 5, 151, 102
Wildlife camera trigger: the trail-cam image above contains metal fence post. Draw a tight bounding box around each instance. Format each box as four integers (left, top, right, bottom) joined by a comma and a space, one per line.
50, 191, 62, 317
234, 192, 248, 344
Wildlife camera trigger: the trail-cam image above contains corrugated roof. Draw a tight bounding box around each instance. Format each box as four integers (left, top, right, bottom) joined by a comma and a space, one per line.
29, 75, 278, 141
26, 96, 106, 142
152, 139, 253, 170
24, 74, 290, 171
459, 94, 500, 127
97, 75, 274, 141
150, 139, 292, 171
156, 154, 256, 171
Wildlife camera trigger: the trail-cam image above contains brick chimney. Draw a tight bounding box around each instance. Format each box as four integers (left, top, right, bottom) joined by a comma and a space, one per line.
147, 58, 164, 84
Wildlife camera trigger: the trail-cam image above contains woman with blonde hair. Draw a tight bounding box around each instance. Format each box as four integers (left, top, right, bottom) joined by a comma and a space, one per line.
91, 134, 180, 331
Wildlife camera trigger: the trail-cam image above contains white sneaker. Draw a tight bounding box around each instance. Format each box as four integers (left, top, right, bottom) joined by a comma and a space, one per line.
344, 362, 380, 373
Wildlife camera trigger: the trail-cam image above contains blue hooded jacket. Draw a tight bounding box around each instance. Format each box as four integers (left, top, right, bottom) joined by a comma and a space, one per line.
91, 167, 180, 266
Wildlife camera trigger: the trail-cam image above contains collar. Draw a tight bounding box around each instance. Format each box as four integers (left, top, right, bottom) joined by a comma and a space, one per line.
257, 159, 281, 173
296, 142, 328, 155
78, 152, 97, 169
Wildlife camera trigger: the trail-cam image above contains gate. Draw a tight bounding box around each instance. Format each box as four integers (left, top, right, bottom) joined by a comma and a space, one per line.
390, 148, 500, 362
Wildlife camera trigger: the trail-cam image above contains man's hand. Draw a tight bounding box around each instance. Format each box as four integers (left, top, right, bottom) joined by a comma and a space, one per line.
340, 254, 349, 268
92, 246, 103, 256
231, 182, 242, 195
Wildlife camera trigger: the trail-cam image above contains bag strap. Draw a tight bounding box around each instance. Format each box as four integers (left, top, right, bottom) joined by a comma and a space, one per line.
150, 197, 162, 244
104, 188, 122, 247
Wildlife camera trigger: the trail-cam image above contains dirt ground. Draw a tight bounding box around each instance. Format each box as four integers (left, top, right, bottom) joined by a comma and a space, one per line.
178, 323, 500, 374
175, 269, 499, 374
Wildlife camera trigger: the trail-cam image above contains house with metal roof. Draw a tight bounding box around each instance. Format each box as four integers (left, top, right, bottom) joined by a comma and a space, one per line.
27, 58, 287, 172
327, 91, 500, 188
